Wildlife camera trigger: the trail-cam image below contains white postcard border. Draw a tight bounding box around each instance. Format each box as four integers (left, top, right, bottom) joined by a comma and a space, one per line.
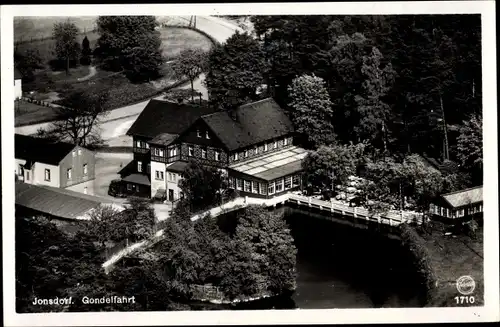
2, 2, 498, 326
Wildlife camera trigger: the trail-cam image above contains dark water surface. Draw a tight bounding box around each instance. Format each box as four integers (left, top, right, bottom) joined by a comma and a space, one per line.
229, 207, 425, 310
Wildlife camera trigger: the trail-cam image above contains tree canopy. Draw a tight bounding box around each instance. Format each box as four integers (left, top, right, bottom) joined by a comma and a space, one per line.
171, 48, 208, 103
205, 31, 267, 111
95, 16, 164, 82
178, 160, 230, 213
287, 74, 336, 148
52, 20, 80, 75
47, 88, 110, 146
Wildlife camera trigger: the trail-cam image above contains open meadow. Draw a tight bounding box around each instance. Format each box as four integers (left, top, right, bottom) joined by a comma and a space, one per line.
14, 16, 214, 125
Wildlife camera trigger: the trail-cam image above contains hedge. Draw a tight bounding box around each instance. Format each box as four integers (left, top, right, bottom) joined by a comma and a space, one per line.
399, 224, 439, 305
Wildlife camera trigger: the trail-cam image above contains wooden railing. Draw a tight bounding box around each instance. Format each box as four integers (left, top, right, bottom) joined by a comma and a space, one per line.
103, 192, 423, 273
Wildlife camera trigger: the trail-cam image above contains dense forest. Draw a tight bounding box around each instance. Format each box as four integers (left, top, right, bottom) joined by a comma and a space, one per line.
205, 15, 482, 210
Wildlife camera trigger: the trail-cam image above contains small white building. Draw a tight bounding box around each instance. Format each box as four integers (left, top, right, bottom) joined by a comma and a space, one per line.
14, 68, 22, 100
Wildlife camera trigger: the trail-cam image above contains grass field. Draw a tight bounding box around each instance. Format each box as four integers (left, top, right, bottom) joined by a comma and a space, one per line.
15, 20, 213, 116
15, 27, 212, 65
14, 100, 59, 127
14, 16, 97, 42
418, 220, 484, 307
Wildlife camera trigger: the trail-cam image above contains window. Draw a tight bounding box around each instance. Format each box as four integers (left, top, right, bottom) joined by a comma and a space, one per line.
26, 171, 30, 181
67, 168, 72, 180
254, 147, 258, 155
206, 131, 210, 139
275, 178, 284, 193
201, 148, 207, 159
292, 175, 300, 187
244, 180, 251, 192
260, 183, 267, 195
145, 143, 150, 149
284, 138, 288, 146
18, 164, 24, 176
229, 177, 235, 189
83, 164, 88, 176
244, 150, 248, 158
236, 179, 243, 190
264, 143, 268, 152
44, 169, 51, 181
127, 184, 132, 191
234, 153, 239, 161
156, 170, 164, 180
72, 150, 76, 157
215, 151, 221, 161
168, 172, 173, 181
137, 161, 142, 172
84, 187, 88, 194
169, 147, 177, 157
268, 182, 275, 195
285, 176, 292, 189
197, 130, 201, 138
252, 181, 259, 194
188, 146, 194, 157
479, 204, 483, 212
136, 140, 141, 148
159, 149, 164, 157
78, 149, 82, 155
273, 141, 278, 149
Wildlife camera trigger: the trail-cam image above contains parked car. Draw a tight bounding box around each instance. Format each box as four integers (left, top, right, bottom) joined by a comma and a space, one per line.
108, 179, 127, 198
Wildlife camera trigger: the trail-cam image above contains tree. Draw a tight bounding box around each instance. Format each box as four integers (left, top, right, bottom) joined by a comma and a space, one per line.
456, 114, 483, 171
83, 199, 156, 246
205, 31, 267, 110
232, 206, 297, 295
80, 35, 92, 65
15, 216, 105, 313
354, 47, 396, 152
49, 88, 109, 146
14, 47, 43, 82
302, 143, 366, 193
360, 154, 446, 213
53, 20, 80, 75
171, 48, 208, 103
328, 33, 373, 144
178, 160, 229, 213
95, 16, 164, 82
287, 74, 336, 148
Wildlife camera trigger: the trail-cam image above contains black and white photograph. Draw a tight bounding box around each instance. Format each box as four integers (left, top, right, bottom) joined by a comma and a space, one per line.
1, 2, 498, 326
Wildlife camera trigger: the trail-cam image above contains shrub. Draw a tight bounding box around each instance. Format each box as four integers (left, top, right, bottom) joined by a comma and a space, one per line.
400, 224, 438, 304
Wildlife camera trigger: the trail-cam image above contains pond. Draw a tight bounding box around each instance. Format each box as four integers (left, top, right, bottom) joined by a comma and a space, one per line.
229, 207, 425, 310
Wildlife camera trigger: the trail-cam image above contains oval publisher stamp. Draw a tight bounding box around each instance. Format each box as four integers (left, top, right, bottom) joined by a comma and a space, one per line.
456, 275, 476, 295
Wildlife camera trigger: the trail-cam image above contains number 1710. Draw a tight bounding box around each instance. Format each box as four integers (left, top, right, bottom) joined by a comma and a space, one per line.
454, 296, 475, 304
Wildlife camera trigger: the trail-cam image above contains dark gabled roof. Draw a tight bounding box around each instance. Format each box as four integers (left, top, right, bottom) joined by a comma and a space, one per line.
15, 182, 102, 220
15, 134, 77, 165
441, 185, 483, 208
201, 98, 294, 151
149, 133, 178, 146
166, 161, 189, 174
14, 68, 22, 79
122, 173, 151, 186
126, 100, 218, 139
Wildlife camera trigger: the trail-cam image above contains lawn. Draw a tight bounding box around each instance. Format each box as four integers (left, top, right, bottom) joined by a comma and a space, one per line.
14, 16, 97, 42
416, 220, 484, 307
14, 99, 60, 127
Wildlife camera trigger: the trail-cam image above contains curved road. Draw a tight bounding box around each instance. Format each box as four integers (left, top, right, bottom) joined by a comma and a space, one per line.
15, 16, 242, 141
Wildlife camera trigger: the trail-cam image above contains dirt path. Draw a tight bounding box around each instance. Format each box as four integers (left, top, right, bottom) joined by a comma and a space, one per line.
77, 66, 97, 82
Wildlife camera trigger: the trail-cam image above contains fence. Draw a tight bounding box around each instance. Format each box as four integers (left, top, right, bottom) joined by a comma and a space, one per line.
190, 280, 272, 304
14, 27, 98, 46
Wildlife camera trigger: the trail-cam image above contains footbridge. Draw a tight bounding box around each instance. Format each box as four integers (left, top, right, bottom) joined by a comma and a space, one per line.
102, 192, 423, 273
